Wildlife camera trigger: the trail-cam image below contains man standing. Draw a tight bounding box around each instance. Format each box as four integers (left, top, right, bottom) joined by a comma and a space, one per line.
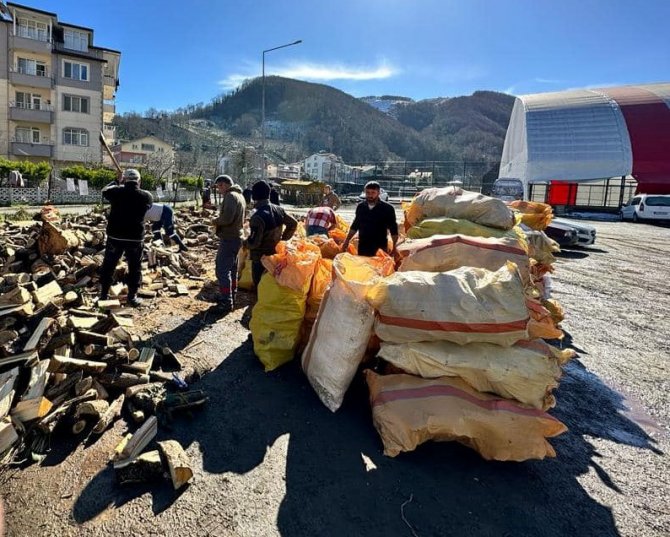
212, 175, 246, 311
342, 181, 398, 257
305, 205, 337, 236
99, 168, 153, 307
321, 184, 341, 210
145, 203, 188, 251
245, 180, 298, 287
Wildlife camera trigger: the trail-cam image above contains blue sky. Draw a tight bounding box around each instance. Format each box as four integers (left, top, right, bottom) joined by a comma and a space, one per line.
24, 0, 670, 113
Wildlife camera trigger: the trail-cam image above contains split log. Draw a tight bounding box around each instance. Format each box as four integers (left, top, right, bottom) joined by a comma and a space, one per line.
158, 440, 193, 490
98, 372, 149, 389
92, 394, 124, 435
114, 450, 165, 485
48, 356, 107, 375
72, 399, 110, 435
0, 350, 39, 369
97, 299, 121, 309
20, 359, 51, 401
0, 330, 19, 346
0, 286, 32, 307
68, 316, 99, 330
111, 314, 133, 328
23, 317, 54, 352
121, 348, 154, 374
37, 221, 80, 256
11, 397, 52, 422
119, 415, 157, 461
36, 389, 96, 434
74, 376, 93, 396
77, 331, 113, 347
43, 332, 76, 353
0, 367, 19, 419
32, 280, 63, 305
44, 370, 83, 401
0, 302, 34, 317
0, 417, 19, 454
175, 285, 189, 296
92, 379, 109, 400
113, 433, 133, 461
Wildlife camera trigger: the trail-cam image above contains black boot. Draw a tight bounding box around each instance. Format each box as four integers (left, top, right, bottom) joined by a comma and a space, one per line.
99, 284, 110, 301
171, 233, 189, 252
127, 294, 143, 307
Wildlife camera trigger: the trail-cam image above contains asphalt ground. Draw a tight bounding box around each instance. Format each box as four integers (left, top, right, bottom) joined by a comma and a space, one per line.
1, 217, 668, 537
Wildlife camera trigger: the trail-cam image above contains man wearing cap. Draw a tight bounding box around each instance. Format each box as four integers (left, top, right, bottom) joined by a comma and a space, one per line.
212, 175, 246, 311
320, 184, 341, 211
99, 168, 153, 307
245, 180, 298, 287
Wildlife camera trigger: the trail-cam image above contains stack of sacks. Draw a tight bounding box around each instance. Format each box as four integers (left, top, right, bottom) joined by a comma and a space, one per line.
301, 253, 394, 412
250, 240, 320, 371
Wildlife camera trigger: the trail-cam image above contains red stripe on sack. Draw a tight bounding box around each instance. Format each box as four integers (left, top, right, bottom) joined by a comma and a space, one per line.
411, 235, 525, 257
378, 314, 529, 333
373, 384, 558, 420
515, 339, 551, 355
525, 299, 546, 314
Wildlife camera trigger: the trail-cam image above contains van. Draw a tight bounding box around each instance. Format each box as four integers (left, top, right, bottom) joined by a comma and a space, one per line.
492, 178, 524, 202
620, 194, 670, 222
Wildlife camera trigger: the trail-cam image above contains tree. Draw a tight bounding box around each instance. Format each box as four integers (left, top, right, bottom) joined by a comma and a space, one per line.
231, 113, 258, 136
142, 150, 175, 183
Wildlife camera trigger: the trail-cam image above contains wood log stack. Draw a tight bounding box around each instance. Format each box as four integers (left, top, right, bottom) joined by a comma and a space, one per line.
0, 206, 213, 467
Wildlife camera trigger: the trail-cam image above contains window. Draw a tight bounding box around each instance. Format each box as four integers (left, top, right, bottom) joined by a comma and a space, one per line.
15, 92, 42, 110
141, 143, 155, 152
15, 127, 41, 143
63, 60, 89, 81
132, 144, 138, 149
63, 95, 89, 113
17, 57, 47, 77
158, 147, 164, 153
63, 128, 88, 146
17, 18, 48, 41
64, 29, 88, 52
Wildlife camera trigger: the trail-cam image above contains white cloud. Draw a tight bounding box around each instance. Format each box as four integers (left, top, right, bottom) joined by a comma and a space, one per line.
218, 60, 398, 89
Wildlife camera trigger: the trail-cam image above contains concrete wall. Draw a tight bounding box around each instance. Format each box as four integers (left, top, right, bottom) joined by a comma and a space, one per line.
53, 84, 102, 163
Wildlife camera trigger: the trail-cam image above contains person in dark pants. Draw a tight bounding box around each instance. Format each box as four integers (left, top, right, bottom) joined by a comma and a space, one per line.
145, 203, 188, 251
245, 180, 298, 287
99, 168, 153, 307
212, 175, 246, 312
305, 205, 337, 236
342, 181, 398, 256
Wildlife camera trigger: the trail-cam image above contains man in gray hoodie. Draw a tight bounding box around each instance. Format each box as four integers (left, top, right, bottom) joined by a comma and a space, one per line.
212, 175, 246, 311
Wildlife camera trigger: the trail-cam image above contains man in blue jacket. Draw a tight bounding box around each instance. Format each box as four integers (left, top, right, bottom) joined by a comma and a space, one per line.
99, 168, 153, 307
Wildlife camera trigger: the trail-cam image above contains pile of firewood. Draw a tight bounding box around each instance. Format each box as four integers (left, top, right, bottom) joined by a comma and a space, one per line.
0, 206, 214, 484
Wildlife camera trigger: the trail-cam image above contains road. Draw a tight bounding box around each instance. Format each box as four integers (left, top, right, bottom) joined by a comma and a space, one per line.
1, 218, 668, 537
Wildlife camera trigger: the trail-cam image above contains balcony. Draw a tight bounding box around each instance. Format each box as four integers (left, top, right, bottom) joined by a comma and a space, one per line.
9, 32, 53, 54
9, 67, 52, 89
9, 102, 54, 124
53, 42, 104, 61
10, 139, 53, 158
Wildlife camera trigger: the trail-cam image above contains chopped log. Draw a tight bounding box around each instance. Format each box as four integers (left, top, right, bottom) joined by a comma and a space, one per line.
98, 372, 149, 389
11, 397, 53, 422
69, 308, 106, 319
0, 286, 32, 307
77, 331, 112, 347
43, 332, 76, 353
120, 415, 158, 461
137, 289, 156, 298
109, 283, 125, 297
114, 450, 165, 485
111, 314, 133, 328
123, 348, 154, 375
23, 317, 54, 351
83, 344, 106, 357
0, 367, 19, 419
92, 379, 109, 400
3, 273, 30, 286
21, 359, 51, 401
131, 409, 145, 423
0, 417, 19, 454
0, 303, 34, 317
68, 316, 99, 330
92, 394, 124, 435
125, 382, 164, 399
148, 283, 164, 291
48, 356, 106, 375
37, 221, 80, 256
149, 370, 174, 383
127, 347, 140, 361
113, 433, 133, 461
175, 284, 189, 296
71, 399, 110, 436
0, 350, 39, 369
32, 280, 63, 305
74, 376, 93, 396
36, 389, 96, 433
108, 327, 132, 345
0, 330, 19, 346
98, 299, 121, 309
44, 370, 83, 400
63, 291, 78, 304
157, 440, 193, 490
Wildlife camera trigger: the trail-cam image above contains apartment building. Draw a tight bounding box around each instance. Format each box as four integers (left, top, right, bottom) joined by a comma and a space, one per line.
0, 1, 120, 169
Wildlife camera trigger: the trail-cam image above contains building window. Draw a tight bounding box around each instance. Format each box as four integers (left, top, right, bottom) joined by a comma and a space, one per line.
15, 92, 43, 110
64, 29, 88, 52
17, 57, 47, 77
63, 95, 89, 113
63, 60, 89, 81
15, 127, 41, 143
63, 128, 89, 146
141, 143, 155, 152
132, 144, 138, 149
158, 147, 164, 153
17, 18, 48, 42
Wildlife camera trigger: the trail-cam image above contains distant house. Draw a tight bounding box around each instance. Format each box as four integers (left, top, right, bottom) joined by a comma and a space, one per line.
109, 135, 175, 183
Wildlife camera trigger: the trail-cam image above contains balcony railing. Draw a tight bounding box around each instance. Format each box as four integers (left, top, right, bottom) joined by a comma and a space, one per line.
10, 65, 50, 77
9, 101, 54, 112
15, 27, 50, 42
11, 136, 53, 145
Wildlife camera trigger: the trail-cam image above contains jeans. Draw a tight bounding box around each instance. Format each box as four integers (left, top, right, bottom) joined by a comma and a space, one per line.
306, 225, 328, 236
216, 238, 242, 305
100, 238, 144, 297
152, 205, 175, 236
251, 260, 266, 288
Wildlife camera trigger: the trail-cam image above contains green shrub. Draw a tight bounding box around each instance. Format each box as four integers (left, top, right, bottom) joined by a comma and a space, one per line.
0, 157, 51, 186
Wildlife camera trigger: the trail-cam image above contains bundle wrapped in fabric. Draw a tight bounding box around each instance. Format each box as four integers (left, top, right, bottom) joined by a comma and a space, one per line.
368, 263, 530, 346
378, 339, 574, 410
302, 253, 394, 412
365, 370, 567, 461
508, 200, 554, 230
397, 234, 531, 283
405, 187, 516, 230
260, 240, 321, 292
407, 216, 526, 246
526, 298, 564, 340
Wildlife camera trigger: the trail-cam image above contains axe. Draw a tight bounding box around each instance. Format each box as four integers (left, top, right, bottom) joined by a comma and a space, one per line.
99, 130, 122, 174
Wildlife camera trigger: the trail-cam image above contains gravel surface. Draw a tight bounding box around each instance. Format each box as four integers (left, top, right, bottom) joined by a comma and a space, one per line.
1, 219, 668, 537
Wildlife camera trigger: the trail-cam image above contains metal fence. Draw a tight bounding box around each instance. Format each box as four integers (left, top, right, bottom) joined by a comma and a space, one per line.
529, 177, 637, 212
0, 187, 198, 206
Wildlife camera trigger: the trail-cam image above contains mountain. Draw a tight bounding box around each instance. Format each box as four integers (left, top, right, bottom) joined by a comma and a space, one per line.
359, 95, 414, 116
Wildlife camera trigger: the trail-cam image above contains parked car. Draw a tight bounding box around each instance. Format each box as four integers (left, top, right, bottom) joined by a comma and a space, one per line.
542, 220, 579, 247
552, 218, 597, 246
492, 178, 524, 202
620, 194, 670, 222
358, 188, 389, 202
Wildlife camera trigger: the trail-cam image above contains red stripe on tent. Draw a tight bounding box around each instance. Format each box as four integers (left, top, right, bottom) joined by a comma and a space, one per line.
373, 384, 558, 420
601, 86, 670, 194
408, 235, 526, 257
378, 314, 529, 333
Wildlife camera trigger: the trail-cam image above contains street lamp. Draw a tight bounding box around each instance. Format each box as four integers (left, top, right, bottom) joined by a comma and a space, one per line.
261, 39, 302, 181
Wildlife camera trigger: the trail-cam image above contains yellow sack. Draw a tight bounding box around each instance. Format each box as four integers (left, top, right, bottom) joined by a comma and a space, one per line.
527, 299, 563, 340
509, 200, 554, 231
365, 371, 567, 461
408, 217, 527, 248
369, 263, 530, 346
250, 273, 309, 371
237, 249, 254, 290
261, 240, 320, 292
378, 339, 574, 410
405, 187, 515, 230
526, 231, 560, 265
305, 258, 333, 322
397, 234, 530, 283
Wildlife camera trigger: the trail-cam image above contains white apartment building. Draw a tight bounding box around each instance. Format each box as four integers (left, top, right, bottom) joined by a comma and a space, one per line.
304, 151, 343, 181
0, 1, 120, 169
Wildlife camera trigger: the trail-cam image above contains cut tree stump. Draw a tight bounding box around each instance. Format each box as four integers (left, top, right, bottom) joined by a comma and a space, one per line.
114, 450, 165, 485
157, 440, 193, 490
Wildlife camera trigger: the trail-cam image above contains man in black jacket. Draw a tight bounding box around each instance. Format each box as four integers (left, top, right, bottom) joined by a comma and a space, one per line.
99, 168, 153, 307
342, 181, 398, 256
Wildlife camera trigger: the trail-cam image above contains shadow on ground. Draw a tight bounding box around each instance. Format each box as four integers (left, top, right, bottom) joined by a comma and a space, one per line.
72, 311, 663, 536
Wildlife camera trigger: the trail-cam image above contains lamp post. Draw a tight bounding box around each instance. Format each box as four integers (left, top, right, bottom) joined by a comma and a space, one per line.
261, 39, 302, 181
